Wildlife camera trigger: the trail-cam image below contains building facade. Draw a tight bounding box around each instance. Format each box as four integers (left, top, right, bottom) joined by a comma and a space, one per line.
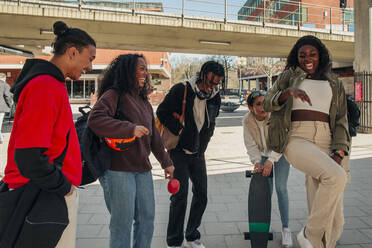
0, 49, 171, 104
238, 0, 354, 32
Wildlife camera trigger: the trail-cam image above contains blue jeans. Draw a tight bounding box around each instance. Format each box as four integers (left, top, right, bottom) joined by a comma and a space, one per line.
99, 170, 155, 248
262, 155, 290, 228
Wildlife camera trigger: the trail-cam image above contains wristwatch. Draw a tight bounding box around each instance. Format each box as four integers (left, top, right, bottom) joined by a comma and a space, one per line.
333, 150, 345, 159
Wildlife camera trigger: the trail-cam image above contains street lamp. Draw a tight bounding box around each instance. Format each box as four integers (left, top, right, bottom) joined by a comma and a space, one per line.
234, 57, 247, 97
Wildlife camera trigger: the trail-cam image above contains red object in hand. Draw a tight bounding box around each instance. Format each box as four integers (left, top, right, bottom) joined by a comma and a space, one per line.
168, 179, 180, 194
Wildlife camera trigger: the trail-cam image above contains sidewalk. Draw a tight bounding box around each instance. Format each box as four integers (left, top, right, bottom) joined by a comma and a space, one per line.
76, 127, 372, 248
1, 110, 372, 247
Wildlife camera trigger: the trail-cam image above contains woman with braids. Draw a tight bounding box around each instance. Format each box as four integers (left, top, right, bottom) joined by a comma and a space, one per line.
88, 54, 174, 248
2, 21, 95, 247
263, 35, 350, 248
157, 61, 225, 248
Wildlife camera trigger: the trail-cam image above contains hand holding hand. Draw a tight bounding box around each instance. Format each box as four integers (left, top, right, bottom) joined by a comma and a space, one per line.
164, 165, 175, 179
262, 160, 273, 177
253, 162, 262, 173
134, 125, 149, 138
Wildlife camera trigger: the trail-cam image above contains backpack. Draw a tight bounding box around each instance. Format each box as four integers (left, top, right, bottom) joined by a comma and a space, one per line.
75, 92, 125, 185
346, 96, 360, 137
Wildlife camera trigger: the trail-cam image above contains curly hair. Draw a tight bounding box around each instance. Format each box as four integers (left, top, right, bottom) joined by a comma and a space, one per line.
285, 35, 331, 79
98, 54, 151, 100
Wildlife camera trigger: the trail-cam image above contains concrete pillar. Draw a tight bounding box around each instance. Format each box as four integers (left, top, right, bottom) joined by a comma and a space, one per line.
354, 0, 372, 71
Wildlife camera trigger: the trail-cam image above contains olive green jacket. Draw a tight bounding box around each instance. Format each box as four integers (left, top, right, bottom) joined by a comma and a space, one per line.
263, 67, 350, 154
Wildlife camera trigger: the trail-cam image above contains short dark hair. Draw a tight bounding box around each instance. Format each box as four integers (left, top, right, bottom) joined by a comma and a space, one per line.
247, 90, 266, 107
198, 60, 225, 85
52, 21, 96, 55
98, 54, 151, 100
285, 35, 331, 79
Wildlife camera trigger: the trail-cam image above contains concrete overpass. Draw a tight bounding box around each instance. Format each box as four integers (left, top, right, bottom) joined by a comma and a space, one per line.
0, 0, 354, 62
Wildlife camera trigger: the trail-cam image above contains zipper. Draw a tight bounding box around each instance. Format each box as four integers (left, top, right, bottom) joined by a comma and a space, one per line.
205, 103, 210, 128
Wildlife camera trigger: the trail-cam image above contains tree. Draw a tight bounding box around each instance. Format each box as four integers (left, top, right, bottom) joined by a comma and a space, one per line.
169, 55, 206, 84
254, 57, 286, 88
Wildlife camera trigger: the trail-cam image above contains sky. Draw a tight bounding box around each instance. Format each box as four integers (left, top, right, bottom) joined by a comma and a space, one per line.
158, 0, 247, 61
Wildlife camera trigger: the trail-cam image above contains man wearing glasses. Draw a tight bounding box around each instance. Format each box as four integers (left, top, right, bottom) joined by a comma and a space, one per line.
157, 61, 225, 248
243, 90, 293, 247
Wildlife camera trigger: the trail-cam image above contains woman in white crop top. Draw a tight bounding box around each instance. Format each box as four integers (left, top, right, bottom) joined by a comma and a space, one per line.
264, 35, 349, 248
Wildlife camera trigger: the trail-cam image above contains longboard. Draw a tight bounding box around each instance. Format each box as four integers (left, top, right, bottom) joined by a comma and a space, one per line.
244, 170, 273, 247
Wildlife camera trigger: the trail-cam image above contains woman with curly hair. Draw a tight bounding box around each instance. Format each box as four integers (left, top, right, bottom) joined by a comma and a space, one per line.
263, 35, 350, 248
88, 54, 175, 248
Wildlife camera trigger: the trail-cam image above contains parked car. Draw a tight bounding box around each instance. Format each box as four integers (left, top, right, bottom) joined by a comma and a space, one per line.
220, 102, 240, 112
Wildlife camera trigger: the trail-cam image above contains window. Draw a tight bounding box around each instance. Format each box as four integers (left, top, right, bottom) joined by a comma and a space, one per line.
85, 80, 96, 98
301, 7, 308, 22
65, 80, 72, 98
73, 80, 84, 99
64, 78, 96, 99
343, 8, 353, 24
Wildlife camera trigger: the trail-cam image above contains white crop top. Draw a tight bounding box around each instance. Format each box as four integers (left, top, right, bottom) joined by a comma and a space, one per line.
292, 79, 332, 114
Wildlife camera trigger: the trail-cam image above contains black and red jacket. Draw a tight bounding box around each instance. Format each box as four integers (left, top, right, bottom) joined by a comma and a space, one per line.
3, 59, 81, 195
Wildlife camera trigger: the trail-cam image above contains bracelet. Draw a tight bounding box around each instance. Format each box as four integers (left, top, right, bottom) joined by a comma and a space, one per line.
333, 150, 345, 159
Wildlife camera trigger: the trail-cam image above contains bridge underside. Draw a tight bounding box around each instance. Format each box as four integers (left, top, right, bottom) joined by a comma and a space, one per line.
0, 2, 354, 61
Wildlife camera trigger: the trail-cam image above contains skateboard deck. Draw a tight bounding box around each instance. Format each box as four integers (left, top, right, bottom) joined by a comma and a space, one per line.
244, 170, 273, 247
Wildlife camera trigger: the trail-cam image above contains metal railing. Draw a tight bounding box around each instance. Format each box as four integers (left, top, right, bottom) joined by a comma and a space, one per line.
354, 72, 372, 134
7, 0, 354, 34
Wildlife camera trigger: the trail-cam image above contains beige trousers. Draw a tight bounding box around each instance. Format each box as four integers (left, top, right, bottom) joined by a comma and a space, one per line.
56, 189, 79, 248
284, 121, 347, 248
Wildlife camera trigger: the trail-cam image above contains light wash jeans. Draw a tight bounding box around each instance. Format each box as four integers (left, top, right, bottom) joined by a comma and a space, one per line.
261, 155, 290, 228
99, 170, 155, 248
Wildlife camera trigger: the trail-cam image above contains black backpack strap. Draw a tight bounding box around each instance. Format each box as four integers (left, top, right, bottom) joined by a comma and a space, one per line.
53, 131, 70, 170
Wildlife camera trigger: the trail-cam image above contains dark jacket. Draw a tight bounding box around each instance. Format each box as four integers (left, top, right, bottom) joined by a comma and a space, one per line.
156, 81, 221, 155
5, 59, 72, 195
88, 89, 172, 172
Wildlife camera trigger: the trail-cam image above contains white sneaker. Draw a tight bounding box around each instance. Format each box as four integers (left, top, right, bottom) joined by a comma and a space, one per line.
282, 227, 293, 247
297, 227, 313, 248
187, 239, 205, 248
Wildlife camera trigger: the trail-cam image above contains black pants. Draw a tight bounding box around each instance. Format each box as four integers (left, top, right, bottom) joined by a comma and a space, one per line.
166, 149, 208, 246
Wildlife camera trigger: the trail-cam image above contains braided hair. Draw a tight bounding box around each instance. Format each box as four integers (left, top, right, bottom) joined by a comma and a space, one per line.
98, 54, 151, 100
52, 21, 96, 55
198, 60, 225, 87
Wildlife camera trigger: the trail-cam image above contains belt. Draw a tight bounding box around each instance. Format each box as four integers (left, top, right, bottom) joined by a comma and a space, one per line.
291, 110, 330, 122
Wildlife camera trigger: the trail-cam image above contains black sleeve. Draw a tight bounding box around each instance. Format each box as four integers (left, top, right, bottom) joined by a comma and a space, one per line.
14, 148, 71, 196
156, 83, 185, 135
